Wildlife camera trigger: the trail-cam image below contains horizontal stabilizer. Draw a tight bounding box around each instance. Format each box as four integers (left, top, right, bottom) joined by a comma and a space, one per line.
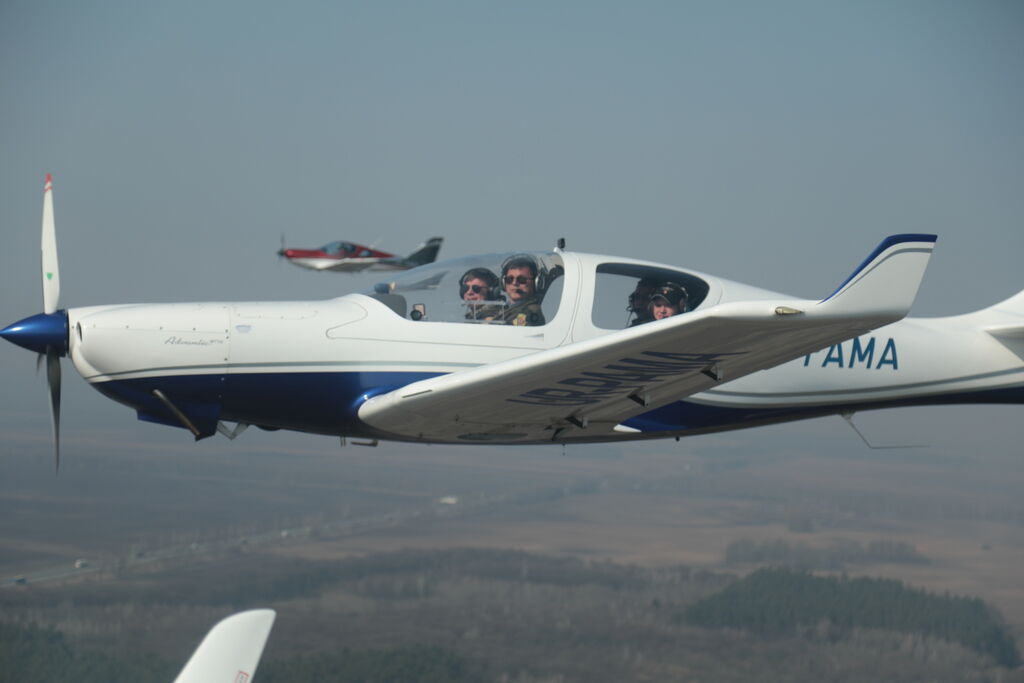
988, 325, 1024, 341
987, 324, 1024, 360
987, 288, 1024, 316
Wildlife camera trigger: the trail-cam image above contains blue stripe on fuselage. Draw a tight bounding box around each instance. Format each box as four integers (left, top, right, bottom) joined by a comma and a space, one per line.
92, 370, 1024, 441
623, 386, 1024, 434
93, 371, 441, 437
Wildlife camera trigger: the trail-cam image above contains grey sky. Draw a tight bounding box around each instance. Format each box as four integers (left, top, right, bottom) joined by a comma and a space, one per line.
1, 1, 1022, 462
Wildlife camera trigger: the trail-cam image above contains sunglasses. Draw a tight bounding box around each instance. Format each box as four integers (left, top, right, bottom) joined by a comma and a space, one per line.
464, 284, 488, 294
504, 275, 532, 285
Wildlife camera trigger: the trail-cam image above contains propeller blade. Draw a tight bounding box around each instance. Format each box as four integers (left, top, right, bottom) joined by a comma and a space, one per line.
46, 346, 62, 472
41, 174, 60, 315
36, 352, 44, 375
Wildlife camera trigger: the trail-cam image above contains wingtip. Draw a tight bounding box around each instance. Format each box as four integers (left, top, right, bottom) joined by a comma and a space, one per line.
819, 233, 936, 315
44, 173, 53, 190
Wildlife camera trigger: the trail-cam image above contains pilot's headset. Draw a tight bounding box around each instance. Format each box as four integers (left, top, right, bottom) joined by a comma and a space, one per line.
650, 281, 689, 313
459, 267, 502, 300
500, 254, 549, 295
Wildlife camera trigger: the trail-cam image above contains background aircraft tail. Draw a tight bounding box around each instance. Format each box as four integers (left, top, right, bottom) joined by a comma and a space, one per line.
402, 237, 443, 267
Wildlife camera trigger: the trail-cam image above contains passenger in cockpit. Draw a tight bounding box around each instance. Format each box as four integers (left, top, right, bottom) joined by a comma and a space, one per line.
628, 276, 659, 327
459, 268, 504, 322
499, 256, 546, 326
649, 282, 688, 321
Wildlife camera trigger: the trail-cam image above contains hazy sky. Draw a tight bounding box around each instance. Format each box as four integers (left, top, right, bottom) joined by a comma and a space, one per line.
1, 1, 1022, 466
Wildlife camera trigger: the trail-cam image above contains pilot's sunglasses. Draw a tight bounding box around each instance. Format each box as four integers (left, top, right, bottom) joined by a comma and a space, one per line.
465, 285, 487, 294
504, 275, 531, 285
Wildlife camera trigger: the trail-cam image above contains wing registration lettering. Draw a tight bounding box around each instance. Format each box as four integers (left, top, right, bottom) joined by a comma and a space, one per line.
508, 351, 745, 407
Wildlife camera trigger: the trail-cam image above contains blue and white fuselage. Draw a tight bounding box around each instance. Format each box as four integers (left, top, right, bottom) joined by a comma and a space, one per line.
3, 178, 1021, 452
52, 247, 1024, 444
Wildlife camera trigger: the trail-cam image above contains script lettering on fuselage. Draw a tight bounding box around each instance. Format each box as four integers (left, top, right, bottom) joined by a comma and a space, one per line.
164, 336, 225, 347
802, 336, 898, 370
508, 351, 744, 407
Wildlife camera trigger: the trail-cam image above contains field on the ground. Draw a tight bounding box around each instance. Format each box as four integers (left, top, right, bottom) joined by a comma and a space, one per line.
2, 426, 1022, 681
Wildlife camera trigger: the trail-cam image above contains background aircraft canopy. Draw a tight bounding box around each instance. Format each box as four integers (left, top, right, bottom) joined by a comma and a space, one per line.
320, 241, 366, 256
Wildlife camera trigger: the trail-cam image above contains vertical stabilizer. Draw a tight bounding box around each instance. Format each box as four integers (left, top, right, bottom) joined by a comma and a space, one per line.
403, 237, 443, 267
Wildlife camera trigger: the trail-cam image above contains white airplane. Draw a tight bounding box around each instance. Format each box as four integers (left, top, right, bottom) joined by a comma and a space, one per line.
173, 609, 275, 683
3, 176, 1022, 466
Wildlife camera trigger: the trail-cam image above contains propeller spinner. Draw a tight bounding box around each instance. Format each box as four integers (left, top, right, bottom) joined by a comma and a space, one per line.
0, 174, 67, 471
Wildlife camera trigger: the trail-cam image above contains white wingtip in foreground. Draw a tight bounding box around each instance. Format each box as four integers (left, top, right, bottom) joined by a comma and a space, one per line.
173, 609, 276, 683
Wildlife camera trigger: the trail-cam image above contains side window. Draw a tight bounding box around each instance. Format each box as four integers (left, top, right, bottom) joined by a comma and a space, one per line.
540, 275, 564, 324
592, 264, 708, 329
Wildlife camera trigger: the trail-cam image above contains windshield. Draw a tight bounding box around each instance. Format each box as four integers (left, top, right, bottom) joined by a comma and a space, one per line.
320, 241, 355, 255
363, 252, 564, 326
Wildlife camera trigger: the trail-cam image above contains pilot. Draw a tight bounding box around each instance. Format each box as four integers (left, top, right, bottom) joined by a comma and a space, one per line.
499, 256, 546, 326
648, 282, 688, 321
628, 276, 660, 326
459, 268, 504, 322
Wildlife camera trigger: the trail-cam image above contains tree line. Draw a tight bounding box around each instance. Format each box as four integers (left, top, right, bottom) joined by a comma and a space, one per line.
0, 621, 478, 683
682, 567, 1020, 668
724, 538, 928, 570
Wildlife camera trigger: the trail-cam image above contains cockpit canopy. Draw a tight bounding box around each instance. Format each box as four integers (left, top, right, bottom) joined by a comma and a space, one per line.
319, 241, 376, 257
319, 241, 356, 255
363, 251, 711, 329
591, 262, 710, 329
364, 252, 564, 325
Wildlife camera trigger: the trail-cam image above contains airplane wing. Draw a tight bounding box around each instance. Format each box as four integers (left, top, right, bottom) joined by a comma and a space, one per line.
173, 609, 276, 683
320, 260, 377, 272
358, 234, 936, 442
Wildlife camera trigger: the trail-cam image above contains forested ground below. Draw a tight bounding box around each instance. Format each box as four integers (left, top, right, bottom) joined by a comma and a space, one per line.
2, 426, 1022, 681
2, 549, 1022, 682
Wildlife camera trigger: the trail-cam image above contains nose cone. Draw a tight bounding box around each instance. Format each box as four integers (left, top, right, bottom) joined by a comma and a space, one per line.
1, 311, 68, 355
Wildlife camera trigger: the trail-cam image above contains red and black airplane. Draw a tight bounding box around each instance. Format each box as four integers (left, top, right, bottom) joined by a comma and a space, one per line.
277, 236, 442, 273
